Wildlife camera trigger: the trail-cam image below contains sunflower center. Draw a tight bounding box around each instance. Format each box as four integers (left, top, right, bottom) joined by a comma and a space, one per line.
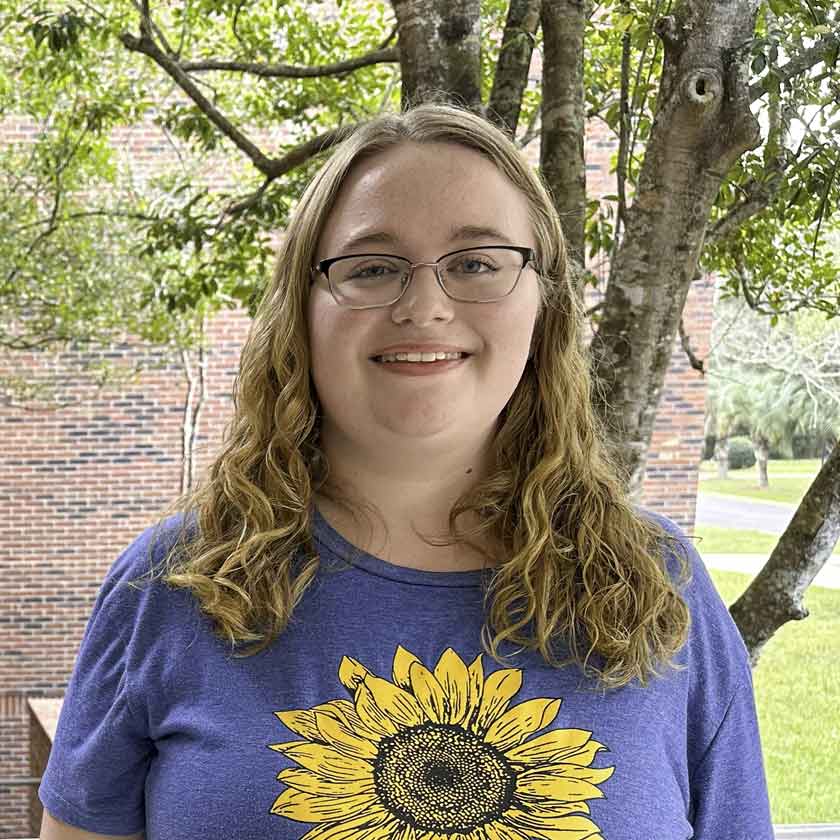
373, 722, 517, 832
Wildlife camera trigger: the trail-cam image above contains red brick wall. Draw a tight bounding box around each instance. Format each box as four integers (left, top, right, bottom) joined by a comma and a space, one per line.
0, 108, 711, 840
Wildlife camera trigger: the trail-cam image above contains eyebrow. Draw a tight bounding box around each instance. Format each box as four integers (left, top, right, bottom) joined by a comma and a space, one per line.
337, 224, 514, 252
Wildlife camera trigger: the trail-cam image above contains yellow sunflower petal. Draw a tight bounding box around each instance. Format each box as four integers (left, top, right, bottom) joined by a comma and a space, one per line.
560, 740, 608, 766
506, 801, 591, 823
279, 741, 373, 781
471, 667, 522, 734
408, 661, 447, 722
464, 653, 484, 728
483, 820, 532, 840
322, 698, 382, 742
392, 823, 417, 840
516, 770, 608, 803
298, 808, 393, 840
275, 709, 322, 742
433, 648, 471, 725
524, 763, 615, 786
338, 655, 372, 694
484, 698, 562, 751
510, 813, 604, 840
360, 819, 409, 840
355, 674, 425, 735
277, 767, 376, 797
270, 787, 379, 821
267, 739, 309, 754
274, 700, 367, 742
314, 710, 380, 760
503, 728, 593, 764
392, 645, 422, 691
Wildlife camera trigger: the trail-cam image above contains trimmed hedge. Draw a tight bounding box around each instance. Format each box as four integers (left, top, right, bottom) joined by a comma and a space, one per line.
728, 436, 756, 469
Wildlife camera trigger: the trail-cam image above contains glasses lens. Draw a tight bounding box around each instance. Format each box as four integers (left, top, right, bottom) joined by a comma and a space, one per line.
440, 248, 522, 300
328, 248, 524, 306
329, 255, 410, 306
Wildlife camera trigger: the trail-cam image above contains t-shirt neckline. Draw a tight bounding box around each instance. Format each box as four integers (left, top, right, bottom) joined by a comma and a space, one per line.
311, 504, 490, 588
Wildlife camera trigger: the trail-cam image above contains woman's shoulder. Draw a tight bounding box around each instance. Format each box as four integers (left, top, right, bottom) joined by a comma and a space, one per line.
105, 511, 197, 586
635, 506, 753, 680
634, 505, 702, 583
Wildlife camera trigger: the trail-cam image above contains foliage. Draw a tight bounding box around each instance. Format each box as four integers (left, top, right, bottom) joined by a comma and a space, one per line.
585, 0, 840, 318
728, 436, 758, 469
0, 0, 838, 374
707, 297, 840, 464
0, 0, 402, 386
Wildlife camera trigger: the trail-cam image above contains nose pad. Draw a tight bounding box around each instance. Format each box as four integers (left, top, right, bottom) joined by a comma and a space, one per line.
398, 262, 448, 305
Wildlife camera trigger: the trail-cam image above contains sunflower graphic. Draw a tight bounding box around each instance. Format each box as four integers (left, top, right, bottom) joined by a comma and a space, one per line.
268, 645, 615, 839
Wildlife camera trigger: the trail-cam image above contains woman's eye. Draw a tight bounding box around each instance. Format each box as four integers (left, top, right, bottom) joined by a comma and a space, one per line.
455, 257, 494, 273
351, 264, 395, 278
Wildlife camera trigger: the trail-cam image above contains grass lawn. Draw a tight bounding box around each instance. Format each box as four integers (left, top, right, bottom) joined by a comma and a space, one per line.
699, 458, 824, 476
694, 525, 840, 556
709, 568, 840, 823
699, 476, 816, 505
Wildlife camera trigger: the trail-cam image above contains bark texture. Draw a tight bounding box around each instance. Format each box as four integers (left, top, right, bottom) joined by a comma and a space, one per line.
754, 437, 769, 488
730, 438, 840, 665
390, 0, 483, 111
714, 438, 729, 479
539, 0, 586, 264
487, 0, 541, 137
588, 0, 762, 491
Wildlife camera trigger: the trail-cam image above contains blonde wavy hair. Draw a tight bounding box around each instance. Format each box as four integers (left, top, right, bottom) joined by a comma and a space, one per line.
139, 101, 691, 690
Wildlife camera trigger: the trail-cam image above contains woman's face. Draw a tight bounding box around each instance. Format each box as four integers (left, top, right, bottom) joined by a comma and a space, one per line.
307, 140, 541, 457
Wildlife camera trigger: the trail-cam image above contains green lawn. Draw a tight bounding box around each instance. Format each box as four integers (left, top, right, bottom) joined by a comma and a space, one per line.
699, 476, 816, 505
709, 569, 840, 823
699, 458, 824, 476
695, 525, 840, 556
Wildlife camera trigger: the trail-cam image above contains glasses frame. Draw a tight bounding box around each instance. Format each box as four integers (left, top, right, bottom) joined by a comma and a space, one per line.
310, 245, 538, 310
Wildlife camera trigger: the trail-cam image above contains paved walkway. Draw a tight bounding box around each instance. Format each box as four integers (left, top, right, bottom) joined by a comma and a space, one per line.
701, 553, 840, 589
695, 489, 840, 588
696, 492, 796, 534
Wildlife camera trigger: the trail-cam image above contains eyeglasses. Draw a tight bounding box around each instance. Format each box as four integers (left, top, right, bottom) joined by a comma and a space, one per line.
310, 245, 537, 309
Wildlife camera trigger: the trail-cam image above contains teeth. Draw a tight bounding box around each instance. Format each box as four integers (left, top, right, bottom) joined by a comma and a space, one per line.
376, 351, 466, 363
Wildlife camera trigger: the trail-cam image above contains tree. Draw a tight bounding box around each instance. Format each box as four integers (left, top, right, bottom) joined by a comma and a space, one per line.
707, 300, 840, 486
2, 0, 839, 663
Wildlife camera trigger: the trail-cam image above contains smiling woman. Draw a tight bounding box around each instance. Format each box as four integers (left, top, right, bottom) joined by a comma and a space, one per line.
37, 102, 774, 840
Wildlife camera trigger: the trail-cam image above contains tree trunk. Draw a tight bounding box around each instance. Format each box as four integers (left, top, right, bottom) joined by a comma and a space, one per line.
487, 0, 541, 137
715, 437, 729, 479
587, 0, 762, 493
539, 0, 586, 266
754, 436, 769, 488
391, 0, 483, 111
730, 437, 840, 666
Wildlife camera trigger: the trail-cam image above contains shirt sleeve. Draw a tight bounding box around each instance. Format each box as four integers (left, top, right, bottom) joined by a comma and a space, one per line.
639, 507, 776, 838
689, 662, 774, 839
38, 530, 161, 835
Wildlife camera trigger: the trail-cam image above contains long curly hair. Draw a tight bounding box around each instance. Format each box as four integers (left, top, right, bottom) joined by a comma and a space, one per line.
139, 102, 691, 690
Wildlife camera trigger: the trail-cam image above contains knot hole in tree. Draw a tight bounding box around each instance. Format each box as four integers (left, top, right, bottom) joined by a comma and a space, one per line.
684, 69, 722, 106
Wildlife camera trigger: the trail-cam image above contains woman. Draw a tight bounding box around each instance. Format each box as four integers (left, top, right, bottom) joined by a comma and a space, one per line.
39, 103, 774, 839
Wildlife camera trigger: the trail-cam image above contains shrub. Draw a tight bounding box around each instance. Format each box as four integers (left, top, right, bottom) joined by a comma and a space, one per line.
728, 436, 756, 469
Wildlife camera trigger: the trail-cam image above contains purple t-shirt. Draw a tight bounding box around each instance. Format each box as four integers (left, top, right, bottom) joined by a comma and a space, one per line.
39, 507, 773, 839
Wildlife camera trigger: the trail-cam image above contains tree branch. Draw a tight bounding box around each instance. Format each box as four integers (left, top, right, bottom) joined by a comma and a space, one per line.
706, 189, 773, 244
180, 46, 399, 78
730, 437, 840, 665
10, 209, 157, 235
615, 12, 631, 235
120, 30, 279, 175
679, 318, 705, 374
749, 29, 840, 103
